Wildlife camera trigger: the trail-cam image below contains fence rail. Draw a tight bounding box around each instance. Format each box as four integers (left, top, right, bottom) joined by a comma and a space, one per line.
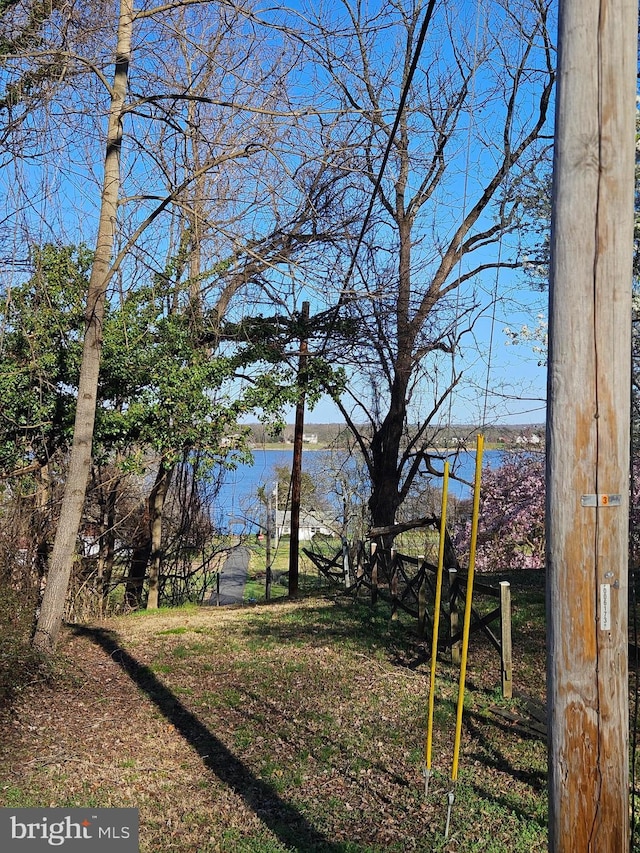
304, 538, 513, 698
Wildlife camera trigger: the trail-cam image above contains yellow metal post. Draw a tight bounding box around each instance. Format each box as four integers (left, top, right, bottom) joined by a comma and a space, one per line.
446, 434, 484, 837
424, 461, 449, 796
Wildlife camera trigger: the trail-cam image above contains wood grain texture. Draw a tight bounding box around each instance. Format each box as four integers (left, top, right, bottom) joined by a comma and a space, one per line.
546, 1, 637, 849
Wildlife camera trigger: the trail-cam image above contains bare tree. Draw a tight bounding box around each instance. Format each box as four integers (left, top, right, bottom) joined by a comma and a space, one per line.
289, 0, 555, 533
32, 0, 134, 652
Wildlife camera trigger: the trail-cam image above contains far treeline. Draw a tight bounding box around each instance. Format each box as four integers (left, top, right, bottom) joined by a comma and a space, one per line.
246, 423, 546, 449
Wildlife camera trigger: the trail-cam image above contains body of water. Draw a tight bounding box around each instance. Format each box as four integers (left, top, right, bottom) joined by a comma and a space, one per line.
209, 447, 506, 533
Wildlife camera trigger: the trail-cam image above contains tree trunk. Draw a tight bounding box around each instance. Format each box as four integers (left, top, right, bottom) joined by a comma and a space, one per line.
97, 472, 120, 615
33, 461, 52, 581
32, 0, 134, 654
368, 367, 411, 535
367, 207, 415, 537
146, 461, 175, 609
125, 534, 151, 610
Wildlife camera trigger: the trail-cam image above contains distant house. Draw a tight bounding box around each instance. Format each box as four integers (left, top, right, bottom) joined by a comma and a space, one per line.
516, 432, 542, 446
79, 523, 101, 558
302, 433, 318, 444
275, 510, 335, 541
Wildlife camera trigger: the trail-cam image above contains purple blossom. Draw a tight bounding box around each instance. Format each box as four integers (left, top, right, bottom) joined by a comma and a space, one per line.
454, 451, 640, 573
454, 452, 546, 571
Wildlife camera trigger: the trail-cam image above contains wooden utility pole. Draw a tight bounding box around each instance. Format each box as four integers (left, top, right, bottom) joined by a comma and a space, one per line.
288, 301, 310, 598
546, 1, 637, 850
266, 490, 272, 602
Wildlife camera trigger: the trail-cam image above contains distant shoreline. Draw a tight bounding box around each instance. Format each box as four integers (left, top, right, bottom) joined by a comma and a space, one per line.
249, 441, 544, 453
245, 423, 545, 453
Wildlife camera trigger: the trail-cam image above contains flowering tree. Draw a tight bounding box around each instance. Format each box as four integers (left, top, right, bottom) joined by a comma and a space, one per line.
456, 450, 640, 573
454, 452, 546, 571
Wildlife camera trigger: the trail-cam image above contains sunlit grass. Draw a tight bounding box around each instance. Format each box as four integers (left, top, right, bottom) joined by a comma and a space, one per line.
3, 580, 558, 851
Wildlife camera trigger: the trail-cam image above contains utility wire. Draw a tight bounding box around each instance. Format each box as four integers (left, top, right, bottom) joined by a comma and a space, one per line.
318, 0, 438, 357
339, 0, 437, 301
445, 1, 483, 440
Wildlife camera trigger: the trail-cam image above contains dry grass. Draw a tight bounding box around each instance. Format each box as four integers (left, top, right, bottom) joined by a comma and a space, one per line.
1, 587, 553, 851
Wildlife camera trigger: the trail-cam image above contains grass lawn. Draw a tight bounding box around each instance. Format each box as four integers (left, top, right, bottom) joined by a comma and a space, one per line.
1, 573, 638, 851
244, 538, 335, 603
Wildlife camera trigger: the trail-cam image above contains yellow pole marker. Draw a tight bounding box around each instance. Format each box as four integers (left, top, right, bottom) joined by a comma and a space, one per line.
424, 460, 449, 798
445, 434, 484, 839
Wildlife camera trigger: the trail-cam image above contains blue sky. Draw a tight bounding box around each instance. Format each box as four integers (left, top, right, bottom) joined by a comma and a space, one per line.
0, 0, 553, 430
296, 292, 548, 426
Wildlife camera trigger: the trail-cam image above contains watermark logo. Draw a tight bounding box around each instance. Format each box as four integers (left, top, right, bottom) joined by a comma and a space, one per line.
1, 809, 138, 851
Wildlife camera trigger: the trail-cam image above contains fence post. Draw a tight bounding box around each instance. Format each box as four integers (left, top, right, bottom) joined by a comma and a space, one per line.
418, 558, 427, 637
449, 567, 461, 664
500, 581, 513, 699
390, 547, 398, 620
342, 537, 351, 589
370, 540, 378, 605
356, 541, 365, 582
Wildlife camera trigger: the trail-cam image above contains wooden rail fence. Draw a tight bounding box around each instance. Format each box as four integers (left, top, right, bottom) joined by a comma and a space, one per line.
304, 539, 513, 698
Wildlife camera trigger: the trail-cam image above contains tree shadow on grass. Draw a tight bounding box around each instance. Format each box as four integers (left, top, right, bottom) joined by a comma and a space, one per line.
464, 711, 547, 795
72, 625, 343, 853
239, 597, 418, 656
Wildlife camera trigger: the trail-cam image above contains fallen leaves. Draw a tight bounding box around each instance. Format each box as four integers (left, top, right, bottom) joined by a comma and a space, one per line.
0, 595, 549, 851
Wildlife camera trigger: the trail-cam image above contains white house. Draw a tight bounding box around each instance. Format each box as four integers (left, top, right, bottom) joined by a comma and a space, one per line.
275, 510, 335, 541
